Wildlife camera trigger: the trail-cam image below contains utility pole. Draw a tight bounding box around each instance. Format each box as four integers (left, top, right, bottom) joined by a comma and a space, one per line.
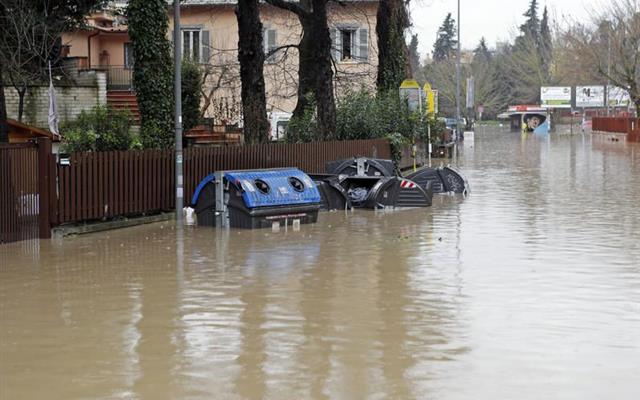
455, 0, 461, 143
606, 33, 611, 116
174, 0, 184, 224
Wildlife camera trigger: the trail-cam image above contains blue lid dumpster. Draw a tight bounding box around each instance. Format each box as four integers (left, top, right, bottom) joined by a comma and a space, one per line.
192, 168, 322, 229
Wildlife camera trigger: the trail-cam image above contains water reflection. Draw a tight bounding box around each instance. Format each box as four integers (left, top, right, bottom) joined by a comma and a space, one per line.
1, 130, 640, 399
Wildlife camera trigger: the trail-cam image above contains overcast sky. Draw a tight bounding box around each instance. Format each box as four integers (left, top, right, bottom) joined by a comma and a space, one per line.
409, 0, 605, 59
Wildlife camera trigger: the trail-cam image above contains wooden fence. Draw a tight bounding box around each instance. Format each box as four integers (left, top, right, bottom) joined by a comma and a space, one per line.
0, 140, 51, 243
52, 138, 390, 225
592, 117, 640, 142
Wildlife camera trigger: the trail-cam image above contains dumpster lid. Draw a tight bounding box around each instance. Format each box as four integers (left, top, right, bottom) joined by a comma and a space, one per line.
225, 169, 321, 208
191, 173, 216, 206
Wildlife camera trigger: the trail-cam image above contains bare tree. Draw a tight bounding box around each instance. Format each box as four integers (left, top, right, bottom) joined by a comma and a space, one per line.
566, 0, 640, 114
0, 0, 103, 126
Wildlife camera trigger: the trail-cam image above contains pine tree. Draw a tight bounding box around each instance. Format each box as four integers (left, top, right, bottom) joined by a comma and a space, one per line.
377, 0, 410, 91
540, 6, 552, 76
519, 0, 540, 43
432, 13, 457, 62
473, 37, 491, 63
408, 34, 420, 77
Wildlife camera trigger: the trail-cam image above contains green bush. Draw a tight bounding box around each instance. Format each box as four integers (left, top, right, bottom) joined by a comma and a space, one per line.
284, 89, 448, 162
61, 106, 140, 153
182, 58, 203, 133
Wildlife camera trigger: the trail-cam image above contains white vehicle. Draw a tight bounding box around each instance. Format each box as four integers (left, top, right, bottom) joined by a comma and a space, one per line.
268, 112, 292, 141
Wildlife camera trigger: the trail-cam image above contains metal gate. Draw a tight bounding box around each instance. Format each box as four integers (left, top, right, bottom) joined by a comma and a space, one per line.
0, 139, 52, 244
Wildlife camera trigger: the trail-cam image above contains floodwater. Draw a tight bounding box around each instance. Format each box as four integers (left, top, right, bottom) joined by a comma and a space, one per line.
2, 129, 640, 399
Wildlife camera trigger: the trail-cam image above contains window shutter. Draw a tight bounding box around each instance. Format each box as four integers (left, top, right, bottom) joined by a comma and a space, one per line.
202, 30, 210, 63
359, 28, 368, 61
268, 29, 276, 53
330, 28, 341, 61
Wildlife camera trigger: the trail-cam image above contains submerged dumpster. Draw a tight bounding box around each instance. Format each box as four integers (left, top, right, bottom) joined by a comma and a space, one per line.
404, 166, 469, 194
308, 174, 351, 211
326, 157, 396, 177
324, 158, 432, 209
192, 168, 322, 229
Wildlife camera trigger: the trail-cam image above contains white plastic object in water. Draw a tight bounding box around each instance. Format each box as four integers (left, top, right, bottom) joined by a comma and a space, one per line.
184, 207, 196, 226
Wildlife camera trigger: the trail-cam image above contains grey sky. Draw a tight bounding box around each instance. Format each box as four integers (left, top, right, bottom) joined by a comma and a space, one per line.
409, 0, 604, 59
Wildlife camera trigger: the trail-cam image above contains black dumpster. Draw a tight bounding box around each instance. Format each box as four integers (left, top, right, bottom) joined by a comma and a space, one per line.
326, 157, 396, 177
308, 174, 351, 211
404, 166, 469, 194
192, 168, 322, 229
340, 175, 432, 209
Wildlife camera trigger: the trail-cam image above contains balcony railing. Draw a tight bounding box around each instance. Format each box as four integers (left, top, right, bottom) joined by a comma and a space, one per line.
104, 65, 134, 91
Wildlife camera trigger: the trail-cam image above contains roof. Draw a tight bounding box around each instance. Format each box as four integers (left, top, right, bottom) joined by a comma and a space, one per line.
7, 119, 60, 143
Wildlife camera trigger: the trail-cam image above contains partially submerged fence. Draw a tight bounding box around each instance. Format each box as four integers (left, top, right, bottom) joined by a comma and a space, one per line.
51, 138, 390, 225
592, 117, 640, 142
0, 140, 52, 243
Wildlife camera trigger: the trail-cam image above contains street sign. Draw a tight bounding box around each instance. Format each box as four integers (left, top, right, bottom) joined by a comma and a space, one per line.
541, 86, 571, 108
466, 77, 475, 109
399, 79, 422, 112
423, 82, 436, 115
576, 86, 605, 107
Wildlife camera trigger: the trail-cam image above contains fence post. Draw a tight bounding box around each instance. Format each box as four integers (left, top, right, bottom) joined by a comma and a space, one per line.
36, 138, 52, 239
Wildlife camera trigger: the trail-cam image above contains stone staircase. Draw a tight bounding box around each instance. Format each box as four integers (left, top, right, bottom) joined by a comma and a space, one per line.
107, 90, 140, 124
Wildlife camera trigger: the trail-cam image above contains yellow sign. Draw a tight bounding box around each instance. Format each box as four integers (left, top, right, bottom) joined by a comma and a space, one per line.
423, 82, 435, 115
400, 79, 420, 89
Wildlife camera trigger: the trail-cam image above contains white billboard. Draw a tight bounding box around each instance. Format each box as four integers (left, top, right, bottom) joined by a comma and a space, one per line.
541, 86, 572, 108
576, 86, 605, 108
607, 86, 632, 107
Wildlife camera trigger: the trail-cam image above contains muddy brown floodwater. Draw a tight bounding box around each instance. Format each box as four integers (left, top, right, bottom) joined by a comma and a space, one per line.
2, 129, 640, 399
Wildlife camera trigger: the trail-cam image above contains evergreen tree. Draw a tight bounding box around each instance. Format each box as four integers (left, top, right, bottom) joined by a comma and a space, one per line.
432, 13, 457, 62
473, 37, 491, 63
127, 0, 174, 148
518, 0, 540, 44
377, 0, 410, 91
408, 34, 420, 77
540, 6, 552, 75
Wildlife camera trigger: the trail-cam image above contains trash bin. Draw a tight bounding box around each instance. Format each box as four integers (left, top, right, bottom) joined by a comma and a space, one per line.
340, 175, 432, 209
192, 168, 322, 229
326, 157, 396, 177
404, 166, 469, 194
308, 174, 351, 211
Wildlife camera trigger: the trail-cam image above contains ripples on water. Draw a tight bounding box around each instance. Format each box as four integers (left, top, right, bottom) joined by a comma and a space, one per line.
1, 129, 639, 399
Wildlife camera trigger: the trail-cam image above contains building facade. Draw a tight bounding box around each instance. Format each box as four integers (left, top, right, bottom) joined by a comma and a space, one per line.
61, 0, 379, 132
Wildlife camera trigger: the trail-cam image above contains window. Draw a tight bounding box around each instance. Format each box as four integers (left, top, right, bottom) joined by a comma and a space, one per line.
331, 27, 369, 62
341, 29, 354, 60
124, 42, 134, 68
264, 28, 277, 63
183, 29, 200, 61
175, 28, 210, 63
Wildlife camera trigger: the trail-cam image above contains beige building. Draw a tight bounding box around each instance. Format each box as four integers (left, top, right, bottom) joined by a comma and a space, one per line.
61, 0, 379, 133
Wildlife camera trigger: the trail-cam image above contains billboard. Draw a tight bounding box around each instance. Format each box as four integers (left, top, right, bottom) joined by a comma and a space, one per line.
576, 86, 605, 108
540, 86, 571, 108
607, 86, 632, 107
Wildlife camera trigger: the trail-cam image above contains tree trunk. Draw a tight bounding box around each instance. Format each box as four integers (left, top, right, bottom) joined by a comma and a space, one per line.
293, 0, 335, 139
16, 86, 26, 123
236, 0, 269, 144
0, 65, 9, 143
266, 0, 336, 140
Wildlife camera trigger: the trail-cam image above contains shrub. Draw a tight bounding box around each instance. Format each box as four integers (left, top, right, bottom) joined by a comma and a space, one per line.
61, 106, 140, 153
182, 58, 203, 134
